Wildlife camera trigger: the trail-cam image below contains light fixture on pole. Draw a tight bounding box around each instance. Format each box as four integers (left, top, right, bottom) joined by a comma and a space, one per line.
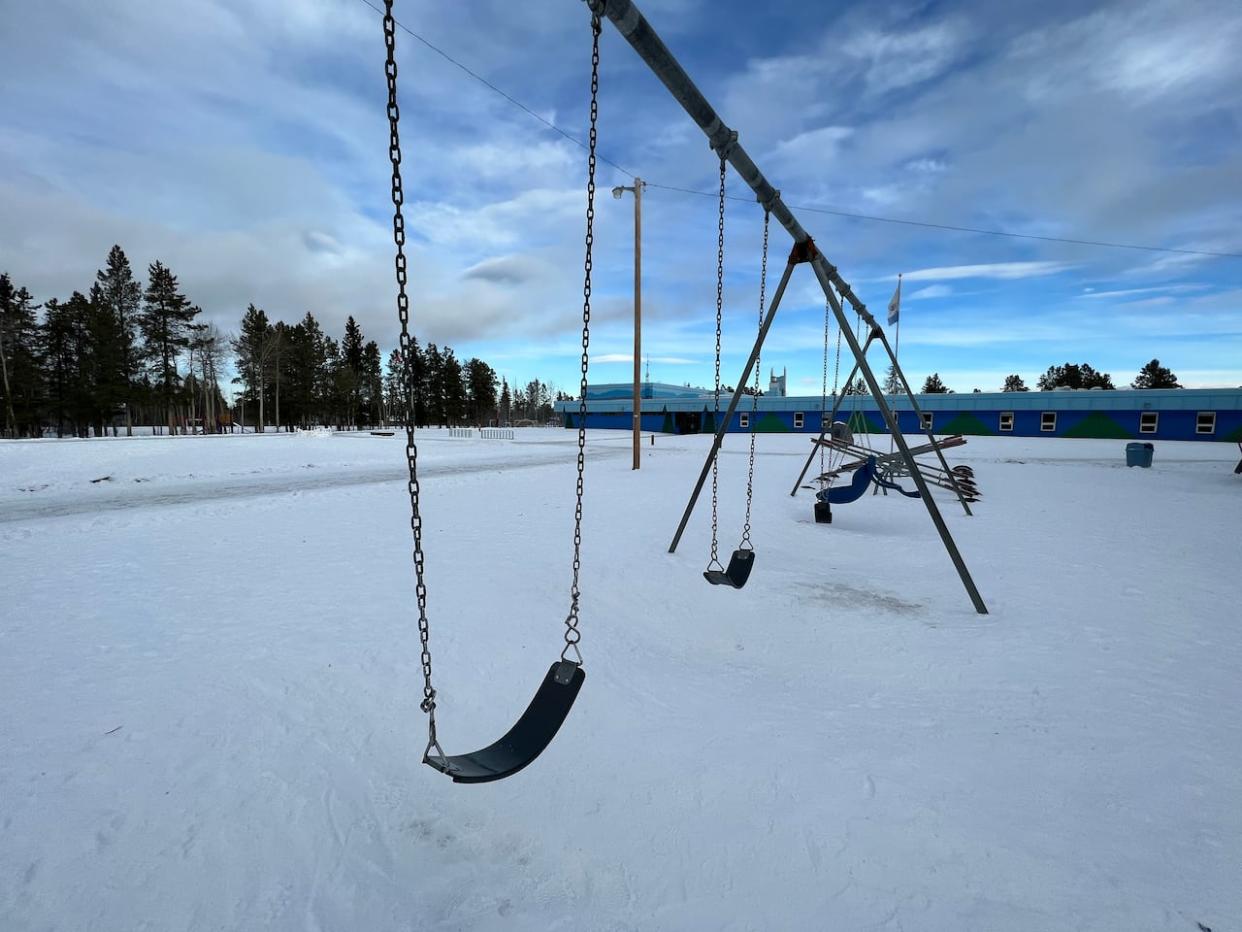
611, 178, 645, 470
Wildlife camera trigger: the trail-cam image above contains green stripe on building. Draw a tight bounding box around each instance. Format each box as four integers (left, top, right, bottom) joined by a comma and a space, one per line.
939, 413, 994, 436
1063, 412, 1133, 439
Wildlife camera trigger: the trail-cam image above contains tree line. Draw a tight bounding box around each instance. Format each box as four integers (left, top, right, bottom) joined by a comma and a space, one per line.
0, 245, 565, 439
909, 359, 1182, 395
832, 358, 1181, 398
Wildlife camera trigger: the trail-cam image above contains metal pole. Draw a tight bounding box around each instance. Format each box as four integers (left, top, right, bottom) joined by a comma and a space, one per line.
667, 255, 797, 554
591, 0, 986, 613
633, 178, 643, 469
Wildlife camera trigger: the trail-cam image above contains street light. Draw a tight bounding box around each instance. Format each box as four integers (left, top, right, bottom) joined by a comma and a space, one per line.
612, 178, 644, 470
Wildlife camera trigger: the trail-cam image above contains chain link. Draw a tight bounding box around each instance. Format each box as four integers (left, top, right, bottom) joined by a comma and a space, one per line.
739, 209, 768, 549
562, 11, 601, 664
707, 156, 726, 572
382, 0, 444, 764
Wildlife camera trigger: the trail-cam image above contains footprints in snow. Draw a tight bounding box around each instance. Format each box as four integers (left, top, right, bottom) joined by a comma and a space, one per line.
796, 580, 924, 614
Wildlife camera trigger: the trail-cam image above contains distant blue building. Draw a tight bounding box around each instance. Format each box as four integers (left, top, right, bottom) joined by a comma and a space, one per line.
556, 385, 1242, 443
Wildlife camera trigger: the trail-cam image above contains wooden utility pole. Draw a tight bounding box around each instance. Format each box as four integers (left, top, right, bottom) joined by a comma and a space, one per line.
613, 178, 645, 469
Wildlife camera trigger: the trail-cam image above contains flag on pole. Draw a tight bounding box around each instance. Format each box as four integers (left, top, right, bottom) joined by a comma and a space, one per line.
887, 275, 902, 326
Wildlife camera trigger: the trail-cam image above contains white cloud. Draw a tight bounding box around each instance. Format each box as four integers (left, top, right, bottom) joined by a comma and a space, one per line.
901, 262, 1074, 282
594, 354, 696, 365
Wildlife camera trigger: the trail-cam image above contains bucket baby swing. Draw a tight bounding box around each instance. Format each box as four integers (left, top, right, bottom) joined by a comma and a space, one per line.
703, 160, 770, 590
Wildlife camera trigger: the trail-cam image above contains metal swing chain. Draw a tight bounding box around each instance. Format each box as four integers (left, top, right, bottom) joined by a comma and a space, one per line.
708, 155, 726, 572
739, 209, 768, 549
819, 298, 830, 476
561, 10, 601, 665
819, 303, 839, 482
382, 0, 443, 763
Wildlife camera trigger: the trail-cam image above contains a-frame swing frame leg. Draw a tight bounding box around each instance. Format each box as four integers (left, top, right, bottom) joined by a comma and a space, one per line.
808, 258, 987, 614
667, 252, 799, 556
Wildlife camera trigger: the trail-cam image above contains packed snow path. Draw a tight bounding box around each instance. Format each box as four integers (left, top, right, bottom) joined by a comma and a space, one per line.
1, 430, 1239, 931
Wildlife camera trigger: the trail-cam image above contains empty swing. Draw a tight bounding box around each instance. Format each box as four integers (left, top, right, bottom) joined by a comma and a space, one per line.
704, 167, 769, 589
379, 1, 600, 783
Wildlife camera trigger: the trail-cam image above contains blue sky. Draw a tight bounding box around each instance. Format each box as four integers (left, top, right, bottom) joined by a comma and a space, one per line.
3, 0, 1240, 395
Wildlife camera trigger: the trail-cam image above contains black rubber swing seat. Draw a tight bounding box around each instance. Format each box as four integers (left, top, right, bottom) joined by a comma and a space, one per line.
423, 660, 585, 784
703, 548, 755, 589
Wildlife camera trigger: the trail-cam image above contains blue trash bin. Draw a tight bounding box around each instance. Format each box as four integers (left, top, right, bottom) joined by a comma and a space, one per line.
1126, 442, 1154, 468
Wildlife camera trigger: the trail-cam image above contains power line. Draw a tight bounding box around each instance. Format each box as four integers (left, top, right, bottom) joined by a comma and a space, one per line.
645, 183, 1242, 259
354, 0, 637, 179
357, 0, 1241, 262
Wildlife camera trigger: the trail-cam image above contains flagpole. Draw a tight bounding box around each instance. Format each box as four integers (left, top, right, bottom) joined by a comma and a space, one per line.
889, 273, 902, 454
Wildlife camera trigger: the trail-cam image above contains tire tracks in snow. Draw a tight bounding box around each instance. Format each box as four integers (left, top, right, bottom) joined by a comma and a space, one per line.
0, 446, 628, 524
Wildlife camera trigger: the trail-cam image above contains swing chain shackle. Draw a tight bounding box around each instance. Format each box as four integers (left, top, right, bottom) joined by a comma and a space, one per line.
382, 0, 443, 746
563, 10, 601, 662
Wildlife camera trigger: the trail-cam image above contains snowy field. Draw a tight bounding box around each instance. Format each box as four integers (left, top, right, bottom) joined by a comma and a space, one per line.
1, 428, 1239, 931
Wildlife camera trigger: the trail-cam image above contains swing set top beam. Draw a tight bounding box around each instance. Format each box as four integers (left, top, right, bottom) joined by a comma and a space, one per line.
585, 0, 877, 330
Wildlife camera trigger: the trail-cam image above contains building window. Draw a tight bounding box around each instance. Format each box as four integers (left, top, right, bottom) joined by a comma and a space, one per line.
739, 412, 749, 429
1140, 411, 1158, 434
794, 412, 804, 429
821, 413, 832, 429
999, 411, 1014, 432
920, 411, 933, 431
1041, 412, 1057, 432
1197, 412, 1216, 435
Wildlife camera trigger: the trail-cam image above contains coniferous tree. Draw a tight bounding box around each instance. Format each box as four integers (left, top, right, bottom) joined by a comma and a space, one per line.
297, 312, 332, 426
321, 336, 342, 426
340, 316, 365, 427
233, 304, 274, 431
0, 273, 43, 437
362, 340, 383, 426
882, 364, 901, 394
1037, 362, 1114, 391
384, 348, 406, 426
921, 373, 949, 393
270, 321, 285, 431
57, 292, 97, 436
39, 295, 113, 437
422, 342, 444, 426
441, 348, 467, 426
91, 245, 142, 434
1132, 359, 1180, 389
499, 377, 511, 426
279, 319, 311, 428
464, 357, 498, 426
40, 297, 77, 437
404, 337, 425, 427
83, 290, 129, 435
1002, 374, 1029, 392
140, 261, 198, 432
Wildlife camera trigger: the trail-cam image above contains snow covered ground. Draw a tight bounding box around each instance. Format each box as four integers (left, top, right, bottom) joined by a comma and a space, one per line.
1, 428, 1239, 931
